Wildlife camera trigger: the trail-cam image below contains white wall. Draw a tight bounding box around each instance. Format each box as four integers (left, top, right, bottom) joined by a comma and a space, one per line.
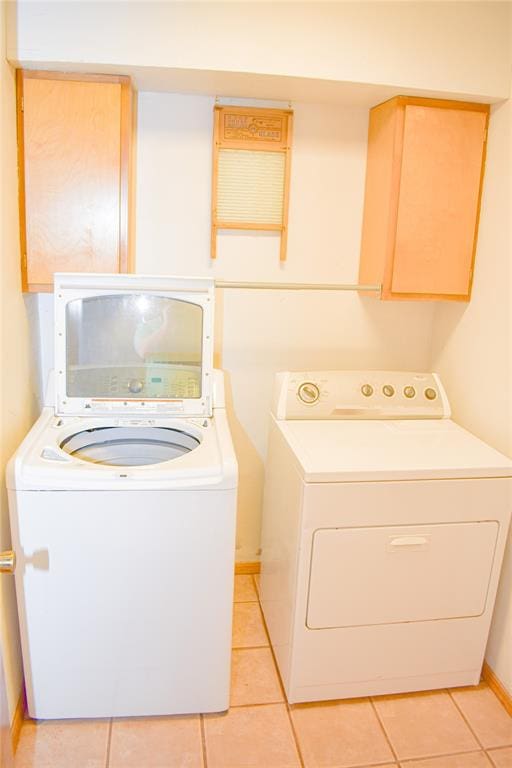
430, 96, 512, 693
0, 0, 38, 719
135, 92, 436, 558
10, 2, 511, 102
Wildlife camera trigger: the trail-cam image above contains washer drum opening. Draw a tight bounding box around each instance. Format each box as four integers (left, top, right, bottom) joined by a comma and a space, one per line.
60, 426, 201, 467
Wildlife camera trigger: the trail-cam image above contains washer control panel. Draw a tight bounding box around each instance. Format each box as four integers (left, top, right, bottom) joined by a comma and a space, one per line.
272, 371, 450, 420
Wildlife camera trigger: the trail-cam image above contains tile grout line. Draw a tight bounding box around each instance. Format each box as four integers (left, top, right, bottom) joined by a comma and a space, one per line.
199, 713, 208, 768
486, 745, 512, 766
232, 644, 269, 651
231, 590, 287, 709
231, 589, 287, 707
234, 581, 305, 765
285, 701, 306, 768
399, 747, 494, 764
261, 631, 287, 703
232, 595, 269, 650
254, 586, 287, 701
369, 697, 400, 764
256, 598, 272, 645
104, 717, 113, 768
448, 688, 487, 751
254, 578, 306, 768
233, 573, 259, 605
229, 700, 285, 711
487, 744, 512, 754
250, 573, 260, 598
233, 599, 260, 604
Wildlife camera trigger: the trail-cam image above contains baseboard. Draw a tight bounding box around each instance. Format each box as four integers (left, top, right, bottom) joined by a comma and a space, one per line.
482, 661, 512, 716
235, 561, 261, 575
10, 687, 25, 752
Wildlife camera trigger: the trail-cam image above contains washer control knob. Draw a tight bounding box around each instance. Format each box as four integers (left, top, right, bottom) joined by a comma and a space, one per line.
404, 386, 416, 399
382, 384, 395, 397
298, 382, 320, 404
361, 384, 374, 397
425, 387, 437, 401
128, 379, 144, 394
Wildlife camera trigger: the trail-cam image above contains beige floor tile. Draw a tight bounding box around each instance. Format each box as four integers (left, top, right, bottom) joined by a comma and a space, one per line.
14, 719, 109, 768
109, 715, 203, 768
253, 574, 260, 596
290, 698, 394, 768
451, 687, 512, 749
487, 746, 512, 766
230, 647, 283, 706
399, 751, 493, 767
232, 602, 268, 648
373, 690, 479, 760
234, 574, 258, 603
204, 703, 300, 768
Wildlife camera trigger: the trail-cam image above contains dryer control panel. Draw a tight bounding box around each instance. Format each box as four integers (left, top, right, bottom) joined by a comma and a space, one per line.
272, 371, 450, 420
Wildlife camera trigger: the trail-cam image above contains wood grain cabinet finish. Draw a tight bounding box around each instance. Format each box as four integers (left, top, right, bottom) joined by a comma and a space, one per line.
17, 71, 133, 292
359, 96, 489, 301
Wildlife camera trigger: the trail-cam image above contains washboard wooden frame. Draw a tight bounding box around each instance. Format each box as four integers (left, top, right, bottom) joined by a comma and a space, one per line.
211, 105, 293, 260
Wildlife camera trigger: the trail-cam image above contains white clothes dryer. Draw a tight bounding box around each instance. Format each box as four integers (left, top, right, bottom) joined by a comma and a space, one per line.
260, 370, 511, 703
7, 274, 238, 719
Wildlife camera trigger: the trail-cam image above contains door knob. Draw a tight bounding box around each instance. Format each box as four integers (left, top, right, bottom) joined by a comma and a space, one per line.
0, 550, 16, 574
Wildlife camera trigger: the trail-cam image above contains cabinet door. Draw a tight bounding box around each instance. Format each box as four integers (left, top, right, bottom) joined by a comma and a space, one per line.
359, 96, 489, 301
391, 104, 488, 298
17, 72, 132, 291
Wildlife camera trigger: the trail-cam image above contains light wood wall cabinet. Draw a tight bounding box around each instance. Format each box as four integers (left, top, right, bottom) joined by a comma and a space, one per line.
17, 71, 133, 292
359, 96, 489, 301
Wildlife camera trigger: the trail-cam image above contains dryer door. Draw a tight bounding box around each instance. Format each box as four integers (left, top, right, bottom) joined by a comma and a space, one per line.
306, 522, 499, 629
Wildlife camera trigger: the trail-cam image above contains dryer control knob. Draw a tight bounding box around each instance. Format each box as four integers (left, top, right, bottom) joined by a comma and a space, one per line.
361, 384, 374, 397
298, 382, 320, 404
128, 379, 144, 394
382, 384, 395, 397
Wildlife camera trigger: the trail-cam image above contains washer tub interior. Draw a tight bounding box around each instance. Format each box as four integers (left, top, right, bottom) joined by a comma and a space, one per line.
60, 426, 201, 467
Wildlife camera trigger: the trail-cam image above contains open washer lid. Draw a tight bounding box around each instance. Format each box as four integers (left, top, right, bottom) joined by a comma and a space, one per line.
54, 273, 214, 418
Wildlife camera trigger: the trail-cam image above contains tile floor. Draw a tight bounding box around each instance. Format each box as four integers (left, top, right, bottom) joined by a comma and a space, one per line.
14, 574, 512, 768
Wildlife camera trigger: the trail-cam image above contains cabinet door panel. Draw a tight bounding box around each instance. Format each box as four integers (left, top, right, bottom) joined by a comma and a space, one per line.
391, 105, 487, 297
22, 78, 122, 286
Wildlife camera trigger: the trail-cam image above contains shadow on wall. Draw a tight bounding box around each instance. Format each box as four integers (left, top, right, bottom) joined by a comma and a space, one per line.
428, 298, 473, 356
357, 294, 469, 369
222, 369, 264, 564
214, 289, 264, 563
23, 294, 44, 408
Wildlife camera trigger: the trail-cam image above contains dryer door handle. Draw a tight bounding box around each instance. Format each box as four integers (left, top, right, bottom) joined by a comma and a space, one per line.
388, 536, 429, 549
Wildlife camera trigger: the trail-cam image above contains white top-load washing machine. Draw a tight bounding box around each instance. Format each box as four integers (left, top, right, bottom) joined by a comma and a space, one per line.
7, 273, 238, 719
260, 370, 512, 704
